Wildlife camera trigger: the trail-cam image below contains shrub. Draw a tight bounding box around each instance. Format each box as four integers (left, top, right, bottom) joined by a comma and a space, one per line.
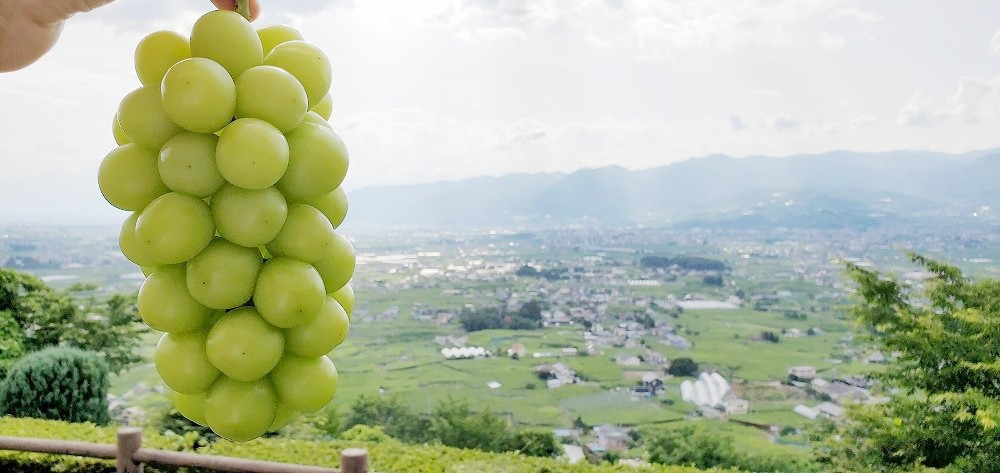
512, 429, 560, 458
0, 347, 109, 425
667, 357, 698, 377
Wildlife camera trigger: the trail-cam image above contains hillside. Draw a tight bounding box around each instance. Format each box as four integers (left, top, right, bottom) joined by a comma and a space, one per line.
347, 149, 1000, 227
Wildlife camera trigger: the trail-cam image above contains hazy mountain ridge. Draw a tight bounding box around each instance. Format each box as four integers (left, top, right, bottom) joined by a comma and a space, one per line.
348, 149, 1000, 228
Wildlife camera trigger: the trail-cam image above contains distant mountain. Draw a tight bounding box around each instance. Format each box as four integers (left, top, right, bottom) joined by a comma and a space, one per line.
346, 149, 1000, 228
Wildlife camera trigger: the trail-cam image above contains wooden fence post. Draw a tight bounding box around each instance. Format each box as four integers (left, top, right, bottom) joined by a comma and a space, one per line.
340, 448, 368, 473
116, 428, 143, 473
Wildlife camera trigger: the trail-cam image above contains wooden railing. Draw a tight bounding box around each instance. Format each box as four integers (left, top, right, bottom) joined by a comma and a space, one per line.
0, 427, 369, 473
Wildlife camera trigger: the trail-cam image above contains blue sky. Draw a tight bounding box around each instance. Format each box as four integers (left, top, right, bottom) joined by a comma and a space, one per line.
1, 0, 999, 223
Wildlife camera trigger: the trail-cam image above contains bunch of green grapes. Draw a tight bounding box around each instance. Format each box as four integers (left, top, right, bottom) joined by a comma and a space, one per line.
99, 10, 356, 442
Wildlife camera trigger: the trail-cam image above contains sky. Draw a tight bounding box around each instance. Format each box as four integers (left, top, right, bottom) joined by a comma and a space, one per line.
1, 0, 999, 223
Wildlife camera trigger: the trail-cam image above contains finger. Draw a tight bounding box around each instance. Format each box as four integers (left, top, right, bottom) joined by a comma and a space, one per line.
210, 0, 262, 21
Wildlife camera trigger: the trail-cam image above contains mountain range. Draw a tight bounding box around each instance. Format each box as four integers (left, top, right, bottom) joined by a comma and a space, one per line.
346, 149, 1000, 229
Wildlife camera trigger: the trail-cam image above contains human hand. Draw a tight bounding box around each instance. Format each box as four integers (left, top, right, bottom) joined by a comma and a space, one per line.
0, 0, 262, 72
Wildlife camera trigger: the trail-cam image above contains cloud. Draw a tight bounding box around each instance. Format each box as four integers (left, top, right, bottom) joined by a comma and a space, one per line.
415, 0, 882, 59
457, 26, 527, 41
766, 116, 799, 130
992, 30, 1000, 55
729, 115, 746, 131
748, 88, 780, 96
896, 76, 1000, 127
896, 93, 943, 127
820, 31, 846, 50
849, 115, 876, 129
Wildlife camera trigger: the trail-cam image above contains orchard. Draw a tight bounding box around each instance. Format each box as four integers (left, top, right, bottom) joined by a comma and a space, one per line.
98, 4, 355, 442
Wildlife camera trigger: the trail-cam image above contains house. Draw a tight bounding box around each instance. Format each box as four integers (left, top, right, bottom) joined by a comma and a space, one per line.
788, 365, 817, 380
863, 351, 888, 364
507, 342, 527, 358
562, 445, 585, 464
724, 398, 750, 415
814, 381, 868, 402
794, 404, 817, 419
615, 355, 641, 367
592, 424, 629, 451
814, 402, 845, 419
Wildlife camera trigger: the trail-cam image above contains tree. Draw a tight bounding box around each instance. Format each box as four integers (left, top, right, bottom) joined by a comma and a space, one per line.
667, 357, 698, 377
702, 275, 723, 286
0, 269, 145, 373
512, 429, 560, 458
759, 331, 780, 343
0, 347, 110, 424
429, 397, 512, 453
818, 254, 1000, 472
343, 395, 429, 443
646, 427, 817, 472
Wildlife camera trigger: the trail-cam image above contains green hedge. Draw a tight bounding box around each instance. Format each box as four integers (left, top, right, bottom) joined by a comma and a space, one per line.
0, 417, 721, 473
0, 417, 196, 473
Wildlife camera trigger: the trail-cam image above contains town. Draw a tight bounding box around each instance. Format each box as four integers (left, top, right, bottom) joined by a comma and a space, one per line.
1, 221, 997, 463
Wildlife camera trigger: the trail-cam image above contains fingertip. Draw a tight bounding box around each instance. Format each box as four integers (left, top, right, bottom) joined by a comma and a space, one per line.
250, 0, 262, 21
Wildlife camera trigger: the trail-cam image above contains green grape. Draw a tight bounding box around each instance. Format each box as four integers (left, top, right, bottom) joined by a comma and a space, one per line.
264, 204, 333, 263
276, 123, 349, 202
235, 65, 308, 133
253, 258, 325, 328
311, 93, 332, 120
112, 114, 131, 145
205, 376, 277, 442
206, 307, 284, 382
98, 144, 169, 211
309, 187, 348, 228
216, 118, 288, 190
161, 58, 237, 133
268, 401, 296, 431
158, 132, 225, 198
257, 25, 303, 56
264, 40, 331, 108
117, 86, 182, 150
135, 30, 190, 86
313, 232, 356, 293
136, 193, 215, 264
186, 238, 262, 310
284, 297, 349, 357
211, 184, 287, 247
190, 10, 263, 79
119, 213, 157, 267
154, 330, 220, 394
172, 390, 208, 426
270, 354, 338, 412
330, 282, 354, 316
141, 266, 158, 277
138, 265, 214, 333
300, 111, 332, 129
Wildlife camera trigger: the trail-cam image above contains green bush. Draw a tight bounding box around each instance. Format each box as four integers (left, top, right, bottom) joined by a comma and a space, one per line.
512, 429, 560, 458
0, 310, 24, 379
0, 417, 720, 473
0, 347, 110, 425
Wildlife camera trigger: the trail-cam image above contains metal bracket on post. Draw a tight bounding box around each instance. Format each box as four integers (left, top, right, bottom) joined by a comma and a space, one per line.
116, 428, 143, 473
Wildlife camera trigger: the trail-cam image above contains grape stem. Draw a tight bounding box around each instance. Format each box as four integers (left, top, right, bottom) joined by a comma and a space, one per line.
236, 0, 252, 20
